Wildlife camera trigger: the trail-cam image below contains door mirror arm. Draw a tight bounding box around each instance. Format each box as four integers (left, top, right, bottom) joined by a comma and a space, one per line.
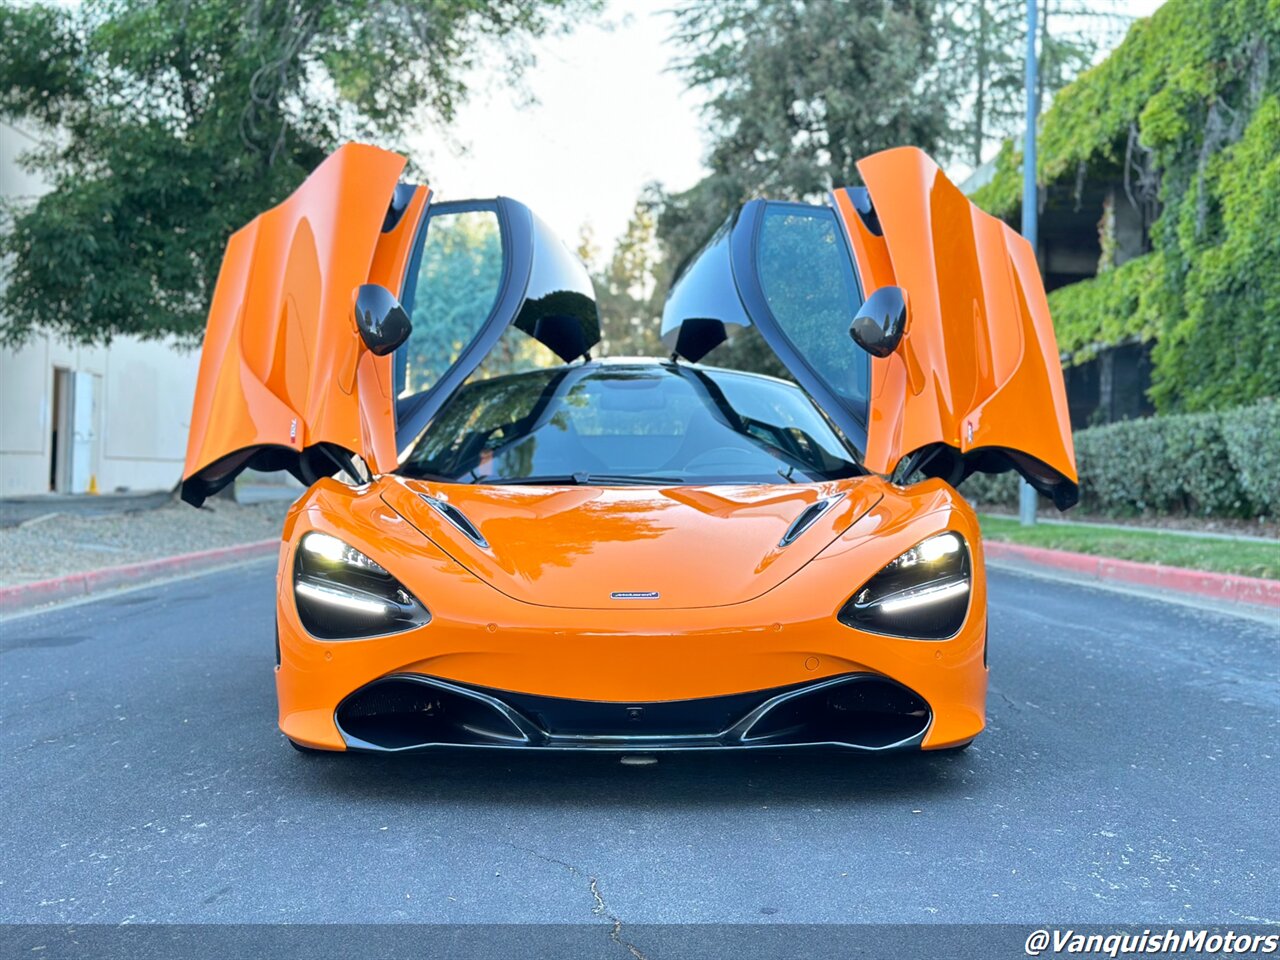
849, 286, 908, 358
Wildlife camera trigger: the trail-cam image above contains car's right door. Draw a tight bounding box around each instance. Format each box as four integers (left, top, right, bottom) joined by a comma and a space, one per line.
835, 146, 1078, 508
660, 146, 1078, 508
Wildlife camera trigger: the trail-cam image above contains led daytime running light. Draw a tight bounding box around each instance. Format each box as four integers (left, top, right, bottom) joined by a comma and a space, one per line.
294, 581, 393, 617
876, 579, 970, 613
838, 531, 972, 640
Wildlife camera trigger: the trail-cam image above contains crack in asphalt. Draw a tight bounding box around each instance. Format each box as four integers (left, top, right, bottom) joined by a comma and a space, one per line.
590, 876, 647, 960
998, 692, 1020, 711
507, 844, 647, 959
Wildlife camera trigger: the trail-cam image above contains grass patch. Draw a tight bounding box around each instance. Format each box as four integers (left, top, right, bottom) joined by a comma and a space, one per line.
979, 515, 1280, 580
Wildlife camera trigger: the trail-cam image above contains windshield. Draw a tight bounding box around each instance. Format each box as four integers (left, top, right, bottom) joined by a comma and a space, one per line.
399, 363, 861, 484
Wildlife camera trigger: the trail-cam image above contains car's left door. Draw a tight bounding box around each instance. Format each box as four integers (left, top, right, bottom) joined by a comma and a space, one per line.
182, 145, 601, 507
182, 143, 430, 506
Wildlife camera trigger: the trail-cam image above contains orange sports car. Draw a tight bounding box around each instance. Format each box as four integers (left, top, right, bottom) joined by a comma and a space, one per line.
182, 143, 1076, 756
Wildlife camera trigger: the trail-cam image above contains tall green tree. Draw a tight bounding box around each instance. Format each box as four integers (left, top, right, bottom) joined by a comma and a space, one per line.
656, 0, 944, 273
654, 0, 1132, 270
937, 0, 1132, 169
0, 0, 597, 346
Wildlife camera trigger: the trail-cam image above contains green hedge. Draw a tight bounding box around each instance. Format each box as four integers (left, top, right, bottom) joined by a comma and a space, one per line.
959, 399, 1279, 518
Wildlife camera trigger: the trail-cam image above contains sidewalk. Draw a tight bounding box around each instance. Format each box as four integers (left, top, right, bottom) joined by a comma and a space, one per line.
0, 490, 174, 529
981, 510, 1277, 544
0, 497, 294, 588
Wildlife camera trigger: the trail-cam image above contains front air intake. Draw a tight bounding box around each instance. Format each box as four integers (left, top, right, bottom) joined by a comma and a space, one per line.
334, 673, 931, 753
335, 677, 531, 750
740, 676, 929, 749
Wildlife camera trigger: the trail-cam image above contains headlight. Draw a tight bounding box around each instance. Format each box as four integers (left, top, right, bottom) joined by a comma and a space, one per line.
838, 532, 971, 640
292, 532, 430, 639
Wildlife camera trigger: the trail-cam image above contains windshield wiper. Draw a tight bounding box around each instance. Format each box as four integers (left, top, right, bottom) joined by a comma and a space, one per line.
483, 473, 686, 486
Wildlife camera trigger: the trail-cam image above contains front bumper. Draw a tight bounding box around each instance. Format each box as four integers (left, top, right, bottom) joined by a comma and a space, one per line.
274, 477, 988, 753
334, 672, 933, 753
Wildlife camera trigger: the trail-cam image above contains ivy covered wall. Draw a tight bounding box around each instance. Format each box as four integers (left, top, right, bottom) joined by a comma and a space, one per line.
971, 0, 1280, 413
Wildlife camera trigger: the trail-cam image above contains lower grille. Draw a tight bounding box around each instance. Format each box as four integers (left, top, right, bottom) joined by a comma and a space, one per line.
334, 674, 931, 753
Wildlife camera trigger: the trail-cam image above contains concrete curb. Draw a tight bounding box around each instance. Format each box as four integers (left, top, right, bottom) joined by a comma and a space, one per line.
984, 540, 1280, 608
0, 539, 279, 616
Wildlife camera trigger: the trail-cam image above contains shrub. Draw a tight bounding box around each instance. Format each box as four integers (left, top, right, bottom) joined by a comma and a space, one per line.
955, 399, 1277, 518
959, 470, 1019, 506
1220, 399, 1280, 514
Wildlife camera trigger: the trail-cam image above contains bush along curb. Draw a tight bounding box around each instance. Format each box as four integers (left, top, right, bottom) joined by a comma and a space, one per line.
985, 540, 1280, 608
963, 398, 1279, 519
0, 539, 280, 616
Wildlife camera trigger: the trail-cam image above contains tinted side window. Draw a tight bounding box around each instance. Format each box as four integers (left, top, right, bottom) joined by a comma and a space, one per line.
400, 205, 503, 395
756, 204, 869, 416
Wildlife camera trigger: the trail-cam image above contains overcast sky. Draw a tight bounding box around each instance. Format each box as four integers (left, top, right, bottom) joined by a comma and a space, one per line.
408, 0, 1166, 262
407, 3, 706, 268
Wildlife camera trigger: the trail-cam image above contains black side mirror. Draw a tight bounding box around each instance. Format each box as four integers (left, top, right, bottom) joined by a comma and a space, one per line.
353, 284, 412, 356
849, 286, 908, 358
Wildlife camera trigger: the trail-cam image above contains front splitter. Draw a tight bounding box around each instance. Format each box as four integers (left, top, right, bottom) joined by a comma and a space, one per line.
333, 672, 934, 753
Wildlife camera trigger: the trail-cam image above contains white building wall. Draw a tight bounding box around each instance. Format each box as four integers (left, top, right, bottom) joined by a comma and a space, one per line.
0, 120, 200, 496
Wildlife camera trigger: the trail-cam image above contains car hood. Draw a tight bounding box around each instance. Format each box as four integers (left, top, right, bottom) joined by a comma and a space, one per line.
379, 476, 882, 610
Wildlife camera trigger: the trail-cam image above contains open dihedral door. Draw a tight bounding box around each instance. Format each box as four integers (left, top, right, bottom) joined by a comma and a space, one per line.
660, 146, 1077, 508
833, 147, 1079, 508
181, 143, 430, 507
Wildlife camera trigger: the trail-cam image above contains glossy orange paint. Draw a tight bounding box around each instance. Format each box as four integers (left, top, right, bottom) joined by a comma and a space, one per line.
378, 476, 886, 609
182, 143, 427, 500
274, 474, 987, 752
178, 141, 1012, 757
833, 147, 1077, 499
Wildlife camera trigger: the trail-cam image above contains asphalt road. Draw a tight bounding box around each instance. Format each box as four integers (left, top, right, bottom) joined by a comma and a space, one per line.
1, 562, 1276, 945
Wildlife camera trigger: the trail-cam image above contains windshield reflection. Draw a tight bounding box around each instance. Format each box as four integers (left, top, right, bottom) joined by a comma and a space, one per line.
399, 362, 862, 485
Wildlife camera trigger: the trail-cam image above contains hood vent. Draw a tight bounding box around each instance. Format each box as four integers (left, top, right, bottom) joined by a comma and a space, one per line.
420, 495, 489, 549
779, 493, 845, 548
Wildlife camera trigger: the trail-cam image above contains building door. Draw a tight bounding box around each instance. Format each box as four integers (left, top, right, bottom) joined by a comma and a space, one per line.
70, 371, 99, 493
50, 367, 73, 492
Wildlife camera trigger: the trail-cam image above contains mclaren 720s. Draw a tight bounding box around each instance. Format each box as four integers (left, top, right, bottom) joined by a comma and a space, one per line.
181, 142, 1077, 756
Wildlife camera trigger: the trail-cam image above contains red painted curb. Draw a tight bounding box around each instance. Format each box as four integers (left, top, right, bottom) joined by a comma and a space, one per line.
0, 539, 280, 615
984, 540, 1280, 608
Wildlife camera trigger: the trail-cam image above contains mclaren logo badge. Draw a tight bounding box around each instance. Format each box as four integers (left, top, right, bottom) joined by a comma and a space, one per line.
611, 591, 660, 600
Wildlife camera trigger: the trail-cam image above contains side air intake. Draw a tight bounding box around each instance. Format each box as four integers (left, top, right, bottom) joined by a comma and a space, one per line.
779, 493, 844, 548
420, 495, 488, 548
738, 676, 929, 749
